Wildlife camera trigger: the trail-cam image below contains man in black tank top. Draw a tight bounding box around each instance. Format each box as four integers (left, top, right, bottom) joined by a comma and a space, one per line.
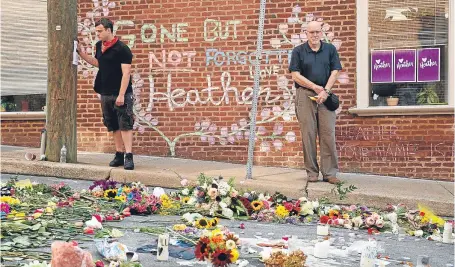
77, 18, 135, 170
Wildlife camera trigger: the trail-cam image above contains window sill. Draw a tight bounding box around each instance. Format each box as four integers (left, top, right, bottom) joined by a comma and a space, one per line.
348, 105, 454, 116
0, 111, 46, 121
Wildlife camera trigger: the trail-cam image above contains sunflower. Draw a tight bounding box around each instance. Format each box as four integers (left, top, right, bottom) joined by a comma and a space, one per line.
211, 248, 232, 267
251, 200, 264, 211
104, 189, 118, 199
209, 218, 219, 228
275, 205, 290, 218
230, 248, 239, 262
225, 233, 239, 244
195, 218, 209, 229
328, 209, 339, 218
195, 237, 210, 261
181, 197, 191, 204
114, 195, 126, 202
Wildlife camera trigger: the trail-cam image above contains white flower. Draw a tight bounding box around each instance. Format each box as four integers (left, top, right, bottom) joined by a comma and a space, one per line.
226, 240, 236, 250
414, 230, 424, 237
220, 202, 228, 209
258, 193, 267, 201
298, 197, 308, 202
312, 201, 320, 209
352, 216, 363, 228
181, 188, 189, 196
187, 197, 197, 205
385, 212, 398, 224
376, 219, 384, 228
201, 183, 208, 190
221, 197, 232, 206
222, 208, 234, 219
152, 187, 165, 198
300, 202, 314, 216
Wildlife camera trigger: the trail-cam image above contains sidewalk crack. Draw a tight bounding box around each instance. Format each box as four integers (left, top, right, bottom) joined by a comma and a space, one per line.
438, 182, 454, 197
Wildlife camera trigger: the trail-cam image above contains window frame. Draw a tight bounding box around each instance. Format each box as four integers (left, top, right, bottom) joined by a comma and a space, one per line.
350, 0, 454, 116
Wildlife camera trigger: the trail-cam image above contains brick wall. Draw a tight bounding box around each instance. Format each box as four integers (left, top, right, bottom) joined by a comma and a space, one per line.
1, 0, 453, 181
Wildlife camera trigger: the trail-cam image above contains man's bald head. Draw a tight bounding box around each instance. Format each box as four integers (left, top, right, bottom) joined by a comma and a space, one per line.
307, 21, 322, 31
306, 21, 323, 48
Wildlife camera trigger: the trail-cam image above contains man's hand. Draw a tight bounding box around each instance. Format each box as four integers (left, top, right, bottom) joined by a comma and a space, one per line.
316, 90, 328, 104
115, 95, 125, 106
312, 85, 325, 94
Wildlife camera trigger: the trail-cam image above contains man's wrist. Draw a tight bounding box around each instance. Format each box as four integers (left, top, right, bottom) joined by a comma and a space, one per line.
324, 88, 332, 94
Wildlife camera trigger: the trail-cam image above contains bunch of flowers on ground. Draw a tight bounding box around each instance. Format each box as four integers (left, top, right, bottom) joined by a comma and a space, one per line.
194, 228, 240, 267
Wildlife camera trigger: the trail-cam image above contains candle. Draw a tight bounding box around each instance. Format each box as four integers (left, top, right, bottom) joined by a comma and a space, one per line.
317, 224, 329, 236
443, 222, 453, 244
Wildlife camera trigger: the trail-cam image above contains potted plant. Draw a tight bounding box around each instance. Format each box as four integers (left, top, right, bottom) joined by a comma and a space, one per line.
417, 84, 440, 105
386, 96, 399, 106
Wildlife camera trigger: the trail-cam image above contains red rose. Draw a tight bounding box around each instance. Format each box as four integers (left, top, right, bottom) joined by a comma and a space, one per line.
284, 202, 293, 212
105, 215, 113, 221
419, 211, 425, 217
320, 215, 330, 224
95, 260, 105, 267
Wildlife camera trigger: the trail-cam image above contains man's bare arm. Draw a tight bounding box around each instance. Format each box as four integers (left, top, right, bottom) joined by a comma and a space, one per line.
119, 63, 131, 97
291, 72, 324, 93
77, 43, 99, 67
324, 70, 339, 92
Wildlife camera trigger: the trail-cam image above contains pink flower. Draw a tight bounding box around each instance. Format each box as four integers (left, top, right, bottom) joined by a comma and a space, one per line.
262, 200, 270, 210
0, 203, 10, 214
180, 179, 188, 187
365, 216, 376, 226
376, 219, 384, 228
208, 188, 218, 200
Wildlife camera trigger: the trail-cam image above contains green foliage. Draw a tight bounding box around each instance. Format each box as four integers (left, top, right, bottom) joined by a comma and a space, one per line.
331, 181, 357, 200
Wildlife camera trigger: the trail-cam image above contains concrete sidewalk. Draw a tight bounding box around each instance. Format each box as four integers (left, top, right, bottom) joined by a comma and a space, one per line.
1, 145, 454, 216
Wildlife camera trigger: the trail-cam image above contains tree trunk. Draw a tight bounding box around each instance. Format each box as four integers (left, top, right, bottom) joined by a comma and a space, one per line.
45, 0, 78, 163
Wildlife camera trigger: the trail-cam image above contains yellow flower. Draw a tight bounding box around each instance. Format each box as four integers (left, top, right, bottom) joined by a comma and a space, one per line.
114, 195, 126, 202
275, 205, 290, 218
195, 218, 209, 229
226, 240, 236, 250
209, 218, 219, 228
251, 201, 264, 211
230, 249, 239, 262
173, 224, 187, 231
342, 213, 350, 220
45, 207, 53, 214
122, 186, 132, 194
7, 210, 26, 219
0, 196, 20, 205
47, 202, 56, 208
181, 197, 191, 204
15, 179, 33, 189
329, 209, 339, 218
33, 212, 43, 219
421, 217, 429, 224
104, 189, 118, 199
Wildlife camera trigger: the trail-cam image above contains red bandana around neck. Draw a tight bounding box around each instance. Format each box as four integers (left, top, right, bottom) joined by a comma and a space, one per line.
102, 37, 118, 53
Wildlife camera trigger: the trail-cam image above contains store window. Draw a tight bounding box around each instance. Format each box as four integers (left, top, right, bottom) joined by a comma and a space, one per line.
1, 0, 47, 112
368, 0, 449, 107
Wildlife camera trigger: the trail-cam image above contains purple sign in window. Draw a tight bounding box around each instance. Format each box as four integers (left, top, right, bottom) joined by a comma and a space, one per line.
394, 49, 416, 82
417, 48, 440, 82
371, 50, 393, 83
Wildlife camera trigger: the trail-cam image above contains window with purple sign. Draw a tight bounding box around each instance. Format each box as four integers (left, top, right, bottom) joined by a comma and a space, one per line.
368, 0, 449, 107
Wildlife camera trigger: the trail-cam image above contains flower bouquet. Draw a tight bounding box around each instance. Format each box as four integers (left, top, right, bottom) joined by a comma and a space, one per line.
194, 228, 240, 267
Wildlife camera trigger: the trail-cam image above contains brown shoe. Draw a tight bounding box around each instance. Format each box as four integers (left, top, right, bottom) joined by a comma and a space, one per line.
323, 177, 340, 184
307, 176, 319, 182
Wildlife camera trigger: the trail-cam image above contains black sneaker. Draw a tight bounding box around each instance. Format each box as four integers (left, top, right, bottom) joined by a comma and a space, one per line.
124, 153, 134, 170
109, 152, 124, 167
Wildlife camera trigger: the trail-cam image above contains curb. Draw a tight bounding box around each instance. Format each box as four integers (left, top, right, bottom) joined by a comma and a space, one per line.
2, 158, 453, 216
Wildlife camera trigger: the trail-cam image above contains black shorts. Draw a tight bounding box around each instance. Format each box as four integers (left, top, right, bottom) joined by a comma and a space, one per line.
100, 94, 135, 132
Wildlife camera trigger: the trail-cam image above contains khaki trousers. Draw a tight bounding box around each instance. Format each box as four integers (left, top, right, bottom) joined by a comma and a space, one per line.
295, 88, 338, 179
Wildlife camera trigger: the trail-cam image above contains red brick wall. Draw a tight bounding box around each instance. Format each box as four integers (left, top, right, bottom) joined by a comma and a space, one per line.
1, 0, 454, 181
1, 121, 44, 147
